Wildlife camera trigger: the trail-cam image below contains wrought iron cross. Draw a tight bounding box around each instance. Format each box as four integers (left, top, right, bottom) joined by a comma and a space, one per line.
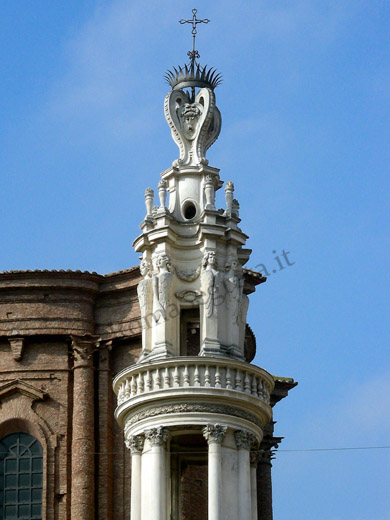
180, 8, 210, 64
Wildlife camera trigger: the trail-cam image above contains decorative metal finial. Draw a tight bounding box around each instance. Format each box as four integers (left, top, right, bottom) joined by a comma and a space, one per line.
179, 8, 210, 67
165, 9, 221, 98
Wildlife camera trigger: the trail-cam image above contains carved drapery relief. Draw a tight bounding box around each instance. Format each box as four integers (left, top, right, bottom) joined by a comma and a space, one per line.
145, 426, 170, 447
164, 87, 221, 167
203, 423, 227, 445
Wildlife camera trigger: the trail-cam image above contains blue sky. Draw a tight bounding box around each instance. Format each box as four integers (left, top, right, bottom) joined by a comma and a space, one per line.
1, 1, 389, 518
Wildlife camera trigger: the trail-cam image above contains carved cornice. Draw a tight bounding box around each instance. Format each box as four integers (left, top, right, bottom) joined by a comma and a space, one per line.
125, 434, 145, 454
0, 380, 47, 404
145, 426, 169, 447
203, 423, 227, 445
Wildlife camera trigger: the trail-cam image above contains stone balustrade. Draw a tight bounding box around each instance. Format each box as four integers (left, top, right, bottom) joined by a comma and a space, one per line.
114, 357, 273, 407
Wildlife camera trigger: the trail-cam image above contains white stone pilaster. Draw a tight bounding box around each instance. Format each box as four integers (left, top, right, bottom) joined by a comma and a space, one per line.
203, 424, 227, 520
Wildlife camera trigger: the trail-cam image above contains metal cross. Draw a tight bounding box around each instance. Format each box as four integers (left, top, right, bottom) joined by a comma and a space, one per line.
179, 8, 210, 64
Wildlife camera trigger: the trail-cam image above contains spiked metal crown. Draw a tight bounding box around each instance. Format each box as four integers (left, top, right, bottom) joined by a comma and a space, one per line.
165, 63, 222, 91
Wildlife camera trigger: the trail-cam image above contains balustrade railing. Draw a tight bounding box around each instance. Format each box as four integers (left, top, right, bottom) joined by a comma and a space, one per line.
115, 359, 271, 406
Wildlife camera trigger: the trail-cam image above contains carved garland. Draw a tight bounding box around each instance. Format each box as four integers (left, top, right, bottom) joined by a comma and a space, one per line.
124, 402, 263, 429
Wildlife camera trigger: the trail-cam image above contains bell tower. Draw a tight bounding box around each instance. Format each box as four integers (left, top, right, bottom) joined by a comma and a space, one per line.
113, 11, 295, 520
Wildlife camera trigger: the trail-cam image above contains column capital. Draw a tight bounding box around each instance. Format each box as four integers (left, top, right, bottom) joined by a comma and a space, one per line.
258, 448, 273, 466
234, 429, 257, 451
203, 423, 227, 445
71, 336, 97, 368
125, 434, 145, 454
145, 426, 170, 447
250, 450, 261, 467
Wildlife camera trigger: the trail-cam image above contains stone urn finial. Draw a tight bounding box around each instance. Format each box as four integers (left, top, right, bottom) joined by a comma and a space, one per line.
158, 180, 168, 210
225, 181, 234, 215
144, 188, 154, 217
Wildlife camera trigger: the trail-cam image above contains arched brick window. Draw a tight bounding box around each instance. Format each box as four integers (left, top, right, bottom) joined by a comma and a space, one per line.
0, 433, 43, 519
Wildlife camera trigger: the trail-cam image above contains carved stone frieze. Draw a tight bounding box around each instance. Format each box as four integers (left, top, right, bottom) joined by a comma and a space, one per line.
203, 423, 227, 445
123, 402, 263, 429
145, 426, 169, 447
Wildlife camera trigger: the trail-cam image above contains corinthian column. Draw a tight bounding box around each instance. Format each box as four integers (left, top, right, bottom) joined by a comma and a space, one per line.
203, 424, 227, 520
143, 427, 169, 520
70, 336, 95, 520
234, 430, 256, 520
126, 434, 145, 520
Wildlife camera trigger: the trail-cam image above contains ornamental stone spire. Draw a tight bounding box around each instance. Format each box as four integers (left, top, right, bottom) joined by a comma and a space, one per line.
132, 30, 251, 362
113, 13, 296, 520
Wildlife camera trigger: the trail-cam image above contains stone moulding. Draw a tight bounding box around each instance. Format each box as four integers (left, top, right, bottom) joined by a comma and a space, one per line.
0, 380, 48, 404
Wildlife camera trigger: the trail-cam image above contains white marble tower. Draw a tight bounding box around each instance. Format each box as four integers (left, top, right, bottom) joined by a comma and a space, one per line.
113, 13, 284, 520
